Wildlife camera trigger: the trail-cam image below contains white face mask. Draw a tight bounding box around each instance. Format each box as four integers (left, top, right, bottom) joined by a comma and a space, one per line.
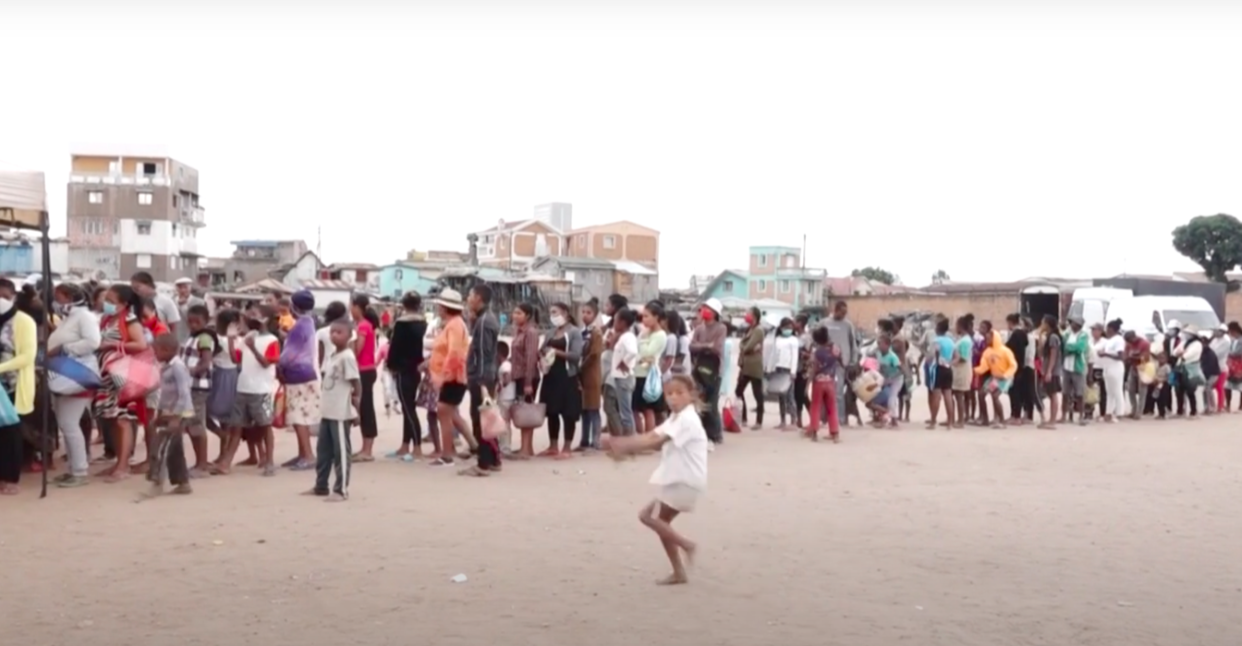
0, 298, 13, 315
550, 314, 566, 328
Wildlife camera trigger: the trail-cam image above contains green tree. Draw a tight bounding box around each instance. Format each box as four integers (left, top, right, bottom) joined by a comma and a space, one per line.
1171, 214, 1242, 285
851, 266, 898, 285
931, 269, 950, 284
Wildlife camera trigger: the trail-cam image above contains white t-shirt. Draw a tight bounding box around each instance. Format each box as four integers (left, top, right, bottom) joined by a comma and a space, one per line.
1099, 336, 1125, 371
498, 360, 515, 402
155, 294, 181, 326
237, 332, 279, 395
649, 409, 708, 491
321, 348, 360, 422
678, 334, 692, 373
610, 330, 639, 382
316, 324, 357, 368
774, 335, 800, 371
214, 325, 240, 369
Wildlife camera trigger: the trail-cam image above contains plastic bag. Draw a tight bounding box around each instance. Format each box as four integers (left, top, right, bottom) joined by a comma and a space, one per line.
479, 398, 506, 440
271, 385, 287, 429
107, 350, 160, 405
765, 371, 792, 395
1138, 360, 1158, 385
1084, 383, 1100, 406
47, 354, 102, 395
0, 386, 17, 426
722, 397, 742, 433
642, 369, 663, 403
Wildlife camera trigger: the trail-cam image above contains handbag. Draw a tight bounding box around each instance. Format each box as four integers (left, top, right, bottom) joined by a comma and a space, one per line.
0, 386, 17, 426
1184, 361, 1206, 388
47, 354, 102, 395
642, 368, 664, 403
1084, 383, 1100, 406
478, 395, 506, 440
103, 315, 160, 404
510, 376, 547, 429
722, 396, 742, 433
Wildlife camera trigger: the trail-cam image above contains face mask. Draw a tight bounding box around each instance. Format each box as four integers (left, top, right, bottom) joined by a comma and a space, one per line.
781, 329, 793, 337
699, 308, 714, 321
101, 302, 117, 315
744, 314, 755, 325
550, 314, 566, 328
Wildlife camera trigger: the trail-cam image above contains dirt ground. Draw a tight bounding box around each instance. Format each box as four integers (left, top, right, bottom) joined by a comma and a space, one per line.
4, 393, 1241, 646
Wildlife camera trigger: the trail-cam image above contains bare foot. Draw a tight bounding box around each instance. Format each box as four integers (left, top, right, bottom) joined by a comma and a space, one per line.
537, 448, 559, 458
129, 461, 149, 475
0, 484, 19, 496
553, 451, 573, 460
656, 573, 688, 586
235, 457, 258, 467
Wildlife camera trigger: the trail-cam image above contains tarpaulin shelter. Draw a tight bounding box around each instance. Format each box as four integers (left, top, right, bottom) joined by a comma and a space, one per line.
0, 170, 55, 497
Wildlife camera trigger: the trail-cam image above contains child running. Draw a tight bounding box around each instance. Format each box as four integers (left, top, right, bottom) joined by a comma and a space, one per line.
605, 375, 706, 586
140, 334, 196, 500
308, 319, 361, 502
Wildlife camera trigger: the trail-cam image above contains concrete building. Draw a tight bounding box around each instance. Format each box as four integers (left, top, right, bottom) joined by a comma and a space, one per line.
529, 256, 660, 304
699, 246, 826, 310
470, 219, 564, 269
217, 240, 310, 286
533, 203, 573, 232
564, 220, 659, 271
66, 153, 204, 281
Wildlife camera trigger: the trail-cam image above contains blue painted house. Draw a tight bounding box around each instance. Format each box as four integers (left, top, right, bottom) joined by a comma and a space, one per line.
377, 263, 440, 299
698, 269, 750, 301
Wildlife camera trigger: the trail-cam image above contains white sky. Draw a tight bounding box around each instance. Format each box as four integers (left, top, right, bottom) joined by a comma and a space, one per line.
3, 1, 1240, 288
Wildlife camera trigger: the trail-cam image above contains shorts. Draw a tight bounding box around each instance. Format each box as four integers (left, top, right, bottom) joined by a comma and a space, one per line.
951, 363, 973, 392
1064, 372, 1086, 399
657, 483, 701, 513
185, 390, 209, 437
933, 364, 954, 391
983, 376, 1011, 394
439, 382, 467, 406
1044, 374, 1062, 394
284, 381, 322, 426
234, 392, 274, 428
870, 386, 892, 410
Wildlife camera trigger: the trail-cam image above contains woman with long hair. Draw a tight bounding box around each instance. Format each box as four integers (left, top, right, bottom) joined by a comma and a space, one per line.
46, 283, 101, 488
509, 302, 541, 459
92, 284, 149, 482
538, 302, 583, 458
734, 306, 765, 430
350, 295, 381, 461
386, 292, 427, 460
576, 300, 604, 452
633, 301, 669, 434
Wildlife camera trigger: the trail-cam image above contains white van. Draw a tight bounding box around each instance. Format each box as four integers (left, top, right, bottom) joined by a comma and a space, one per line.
1103, 295, 1220, 341
1068, 287, 1133, 328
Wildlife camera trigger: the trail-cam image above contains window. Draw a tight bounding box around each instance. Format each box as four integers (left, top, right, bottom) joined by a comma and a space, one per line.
784, 255, 795, 268
140, 162, 159, 175
88, 191, 103, 204
394, 269, 404, 280
136, 254, 152, 269
138, 192, 153, 206
758, 254, 768, 267
781, 280, 791, 293
577, 235, 587, 249
137, 222, 152, 235
172, 223, 179, 237
595, 273, 605, 285
170, 256, 178, 269
758, 279, 767, 291
602, 235, 616, 249
108, 161, 120, 174
723, 280, 734, 292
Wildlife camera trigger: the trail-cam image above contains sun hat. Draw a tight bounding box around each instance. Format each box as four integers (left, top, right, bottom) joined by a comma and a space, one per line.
1166, 319, 1182, 330
174, 277, 193, 286
434, 288, 465, 311
1219, 324, 1229, 332
702, 298, 723, 316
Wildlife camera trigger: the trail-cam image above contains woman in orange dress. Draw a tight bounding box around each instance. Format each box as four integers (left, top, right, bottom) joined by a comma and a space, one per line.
427, 289, 471, 467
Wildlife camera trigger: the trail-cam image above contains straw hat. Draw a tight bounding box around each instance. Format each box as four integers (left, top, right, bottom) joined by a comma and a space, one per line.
434, 288, 465, 311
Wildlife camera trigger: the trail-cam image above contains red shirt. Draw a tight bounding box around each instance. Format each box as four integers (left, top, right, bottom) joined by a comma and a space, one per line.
1124, 338, 1150, 365
145, 316, 169, 338
381, 310, 392, 327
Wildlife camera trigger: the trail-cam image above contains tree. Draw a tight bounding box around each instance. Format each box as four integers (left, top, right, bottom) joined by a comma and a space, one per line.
1171, 214, 1242, 285
931, 269, 950, 285
851, 266, 898, 285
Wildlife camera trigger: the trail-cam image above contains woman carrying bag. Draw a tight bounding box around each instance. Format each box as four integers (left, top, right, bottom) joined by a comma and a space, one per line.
508, 303, 543, 459
538, 302, 583, 459
93, 285, 154, 483
0, 281, 37, 496
47, 283, 101, 488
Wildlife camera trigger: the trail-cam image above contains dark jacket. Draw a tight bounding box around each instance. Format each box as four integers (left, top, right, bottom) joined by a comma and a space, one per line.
386, 315, 427, 375
467, 311, 500, 386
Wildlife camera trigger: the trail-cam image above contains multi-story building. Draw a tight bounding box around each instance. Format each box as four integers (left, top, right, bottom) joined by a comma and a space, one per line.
470, 219, 565, 269
66, 153, 204, 281
699, 245, 826, 310
564, 220, 659, 271
533, 203, 573, 232
217, 240, 310, 286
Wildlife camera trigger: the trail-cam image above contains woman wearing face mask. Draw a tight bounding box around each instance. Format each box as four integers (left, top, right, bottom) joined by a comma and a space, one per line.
46, 283, 101, 488
92, 285, 149, 483
772, 318, 800, 429
538, 303, 583, 458
734, 307, 766, 430
0, 280, 37, 495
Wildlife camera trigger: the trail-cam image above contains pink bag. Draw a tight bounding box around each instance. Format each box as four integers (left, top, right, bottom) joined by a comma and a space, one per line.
479, 399, 506, 440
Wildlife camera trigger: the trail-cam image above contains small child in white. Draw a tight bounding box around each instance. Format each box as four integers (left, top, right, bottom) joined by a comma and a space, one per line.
606, 374, 707, 585
308, 320, 361, 502
496, 341, 514, 453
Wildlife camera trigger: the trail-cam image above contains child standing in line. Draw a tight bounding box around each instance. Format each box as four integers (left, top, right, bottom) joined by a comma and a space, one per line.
606, 375, 706, 586
1154, 354, 1173, 419
496, 341, 514, 453
208, 309, 243, 474
182, 304, 218, 477
233, 306, 281, 476
807, 327, 840, 442
309, 320, 361, 502
141, 334, 196, 500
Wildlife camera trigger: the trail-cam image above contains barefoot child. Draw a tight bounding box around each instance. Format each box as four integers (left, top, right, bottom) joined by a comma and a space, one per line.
144, 334, 195, 498
234, 306, 280, 476
606, 375, 706, 585
309, 320, 361, 501
182, 304, 218, 477
806, 327, 841, 442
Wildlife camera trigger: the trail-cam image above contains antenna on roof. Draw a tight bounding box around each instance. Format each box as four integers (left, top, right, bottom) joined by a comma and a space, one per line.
316, 226, 322, 260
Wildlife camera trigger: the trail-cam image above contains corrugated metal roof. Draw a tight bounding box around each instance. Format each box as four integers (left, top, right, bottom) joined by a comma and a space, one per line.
613, 260, 657, 276
301, 279, 355, 290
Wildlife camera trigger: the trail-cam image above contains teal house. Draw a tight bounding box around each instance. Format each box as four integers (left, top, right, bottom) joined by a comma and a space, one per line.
377, 263, 439, 299
698, 269, 750, 301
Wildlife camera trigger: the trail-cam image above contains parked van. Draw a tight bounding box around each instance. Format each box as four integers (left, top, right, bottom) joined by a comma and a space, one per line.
1103, 295, 1220, 341
1068, 287, 1133, 328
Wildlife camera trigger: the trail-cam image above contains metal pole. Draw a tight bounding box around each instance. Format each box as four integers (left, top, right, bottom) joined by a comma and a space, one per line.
38, 210, 53, 498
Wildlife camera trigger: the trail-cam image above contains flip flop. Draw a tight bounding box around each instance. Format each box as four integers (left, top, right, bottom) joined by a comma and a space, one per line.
401, 454, 415, 463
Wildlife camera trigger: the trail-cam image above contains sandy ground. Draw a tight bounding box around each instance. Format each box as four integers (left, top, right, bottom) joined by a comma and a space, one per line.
4, 389, 1242, 646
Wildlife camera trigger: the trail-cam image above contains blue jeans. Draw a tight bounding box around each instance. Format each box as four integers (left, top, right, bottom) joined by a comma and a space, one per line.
612, 380, 636, 435
579, 410, 601, 449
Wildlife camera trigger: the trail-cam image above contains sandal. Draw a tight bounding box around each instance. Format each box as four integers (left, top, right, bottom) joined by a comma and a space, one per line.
457, 465, 490, 477
429, 457, 455, 467
350, 453, 375, 463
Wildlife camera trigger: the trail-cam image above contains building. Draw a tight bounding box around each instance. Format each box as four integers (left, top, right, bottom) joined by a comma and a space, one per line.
321, 263, 379, 292
529, 256, 659, 304
217, 240, 310, 286
564, 220, 659, 270
469, 219, 565, 269
377, 262, 442, 300
699, 246, 826, 310
270, 251, 324, 290
0, 230, 69, 276
66, 152, 205, 281
533, 203, 573, 232
698, 269, 750, 301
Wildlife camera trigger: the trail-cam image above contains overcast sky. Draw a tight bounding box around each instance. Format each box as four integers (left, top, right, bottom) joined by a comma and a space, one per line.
3, 0, 1240, 288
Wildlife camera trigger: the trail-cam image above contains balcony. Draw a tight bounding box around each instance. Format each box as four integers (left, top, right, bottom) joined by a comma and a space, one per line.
180, 206, 206, 227
70, 172, 171, 187
179, 237, 200, 257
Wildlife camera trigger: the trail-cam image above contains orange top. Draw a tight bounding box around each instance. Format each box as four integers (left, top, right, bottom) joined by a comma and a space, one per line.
429, 315, 468, 385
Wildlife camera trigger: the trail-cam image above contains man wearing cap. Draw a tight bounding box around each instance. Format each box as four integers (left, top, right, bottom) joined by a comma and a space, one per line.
690, 298, 727, 444
1061, 316, 1090, 425
174, 277, 205, 344
279, 290, 322, 469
